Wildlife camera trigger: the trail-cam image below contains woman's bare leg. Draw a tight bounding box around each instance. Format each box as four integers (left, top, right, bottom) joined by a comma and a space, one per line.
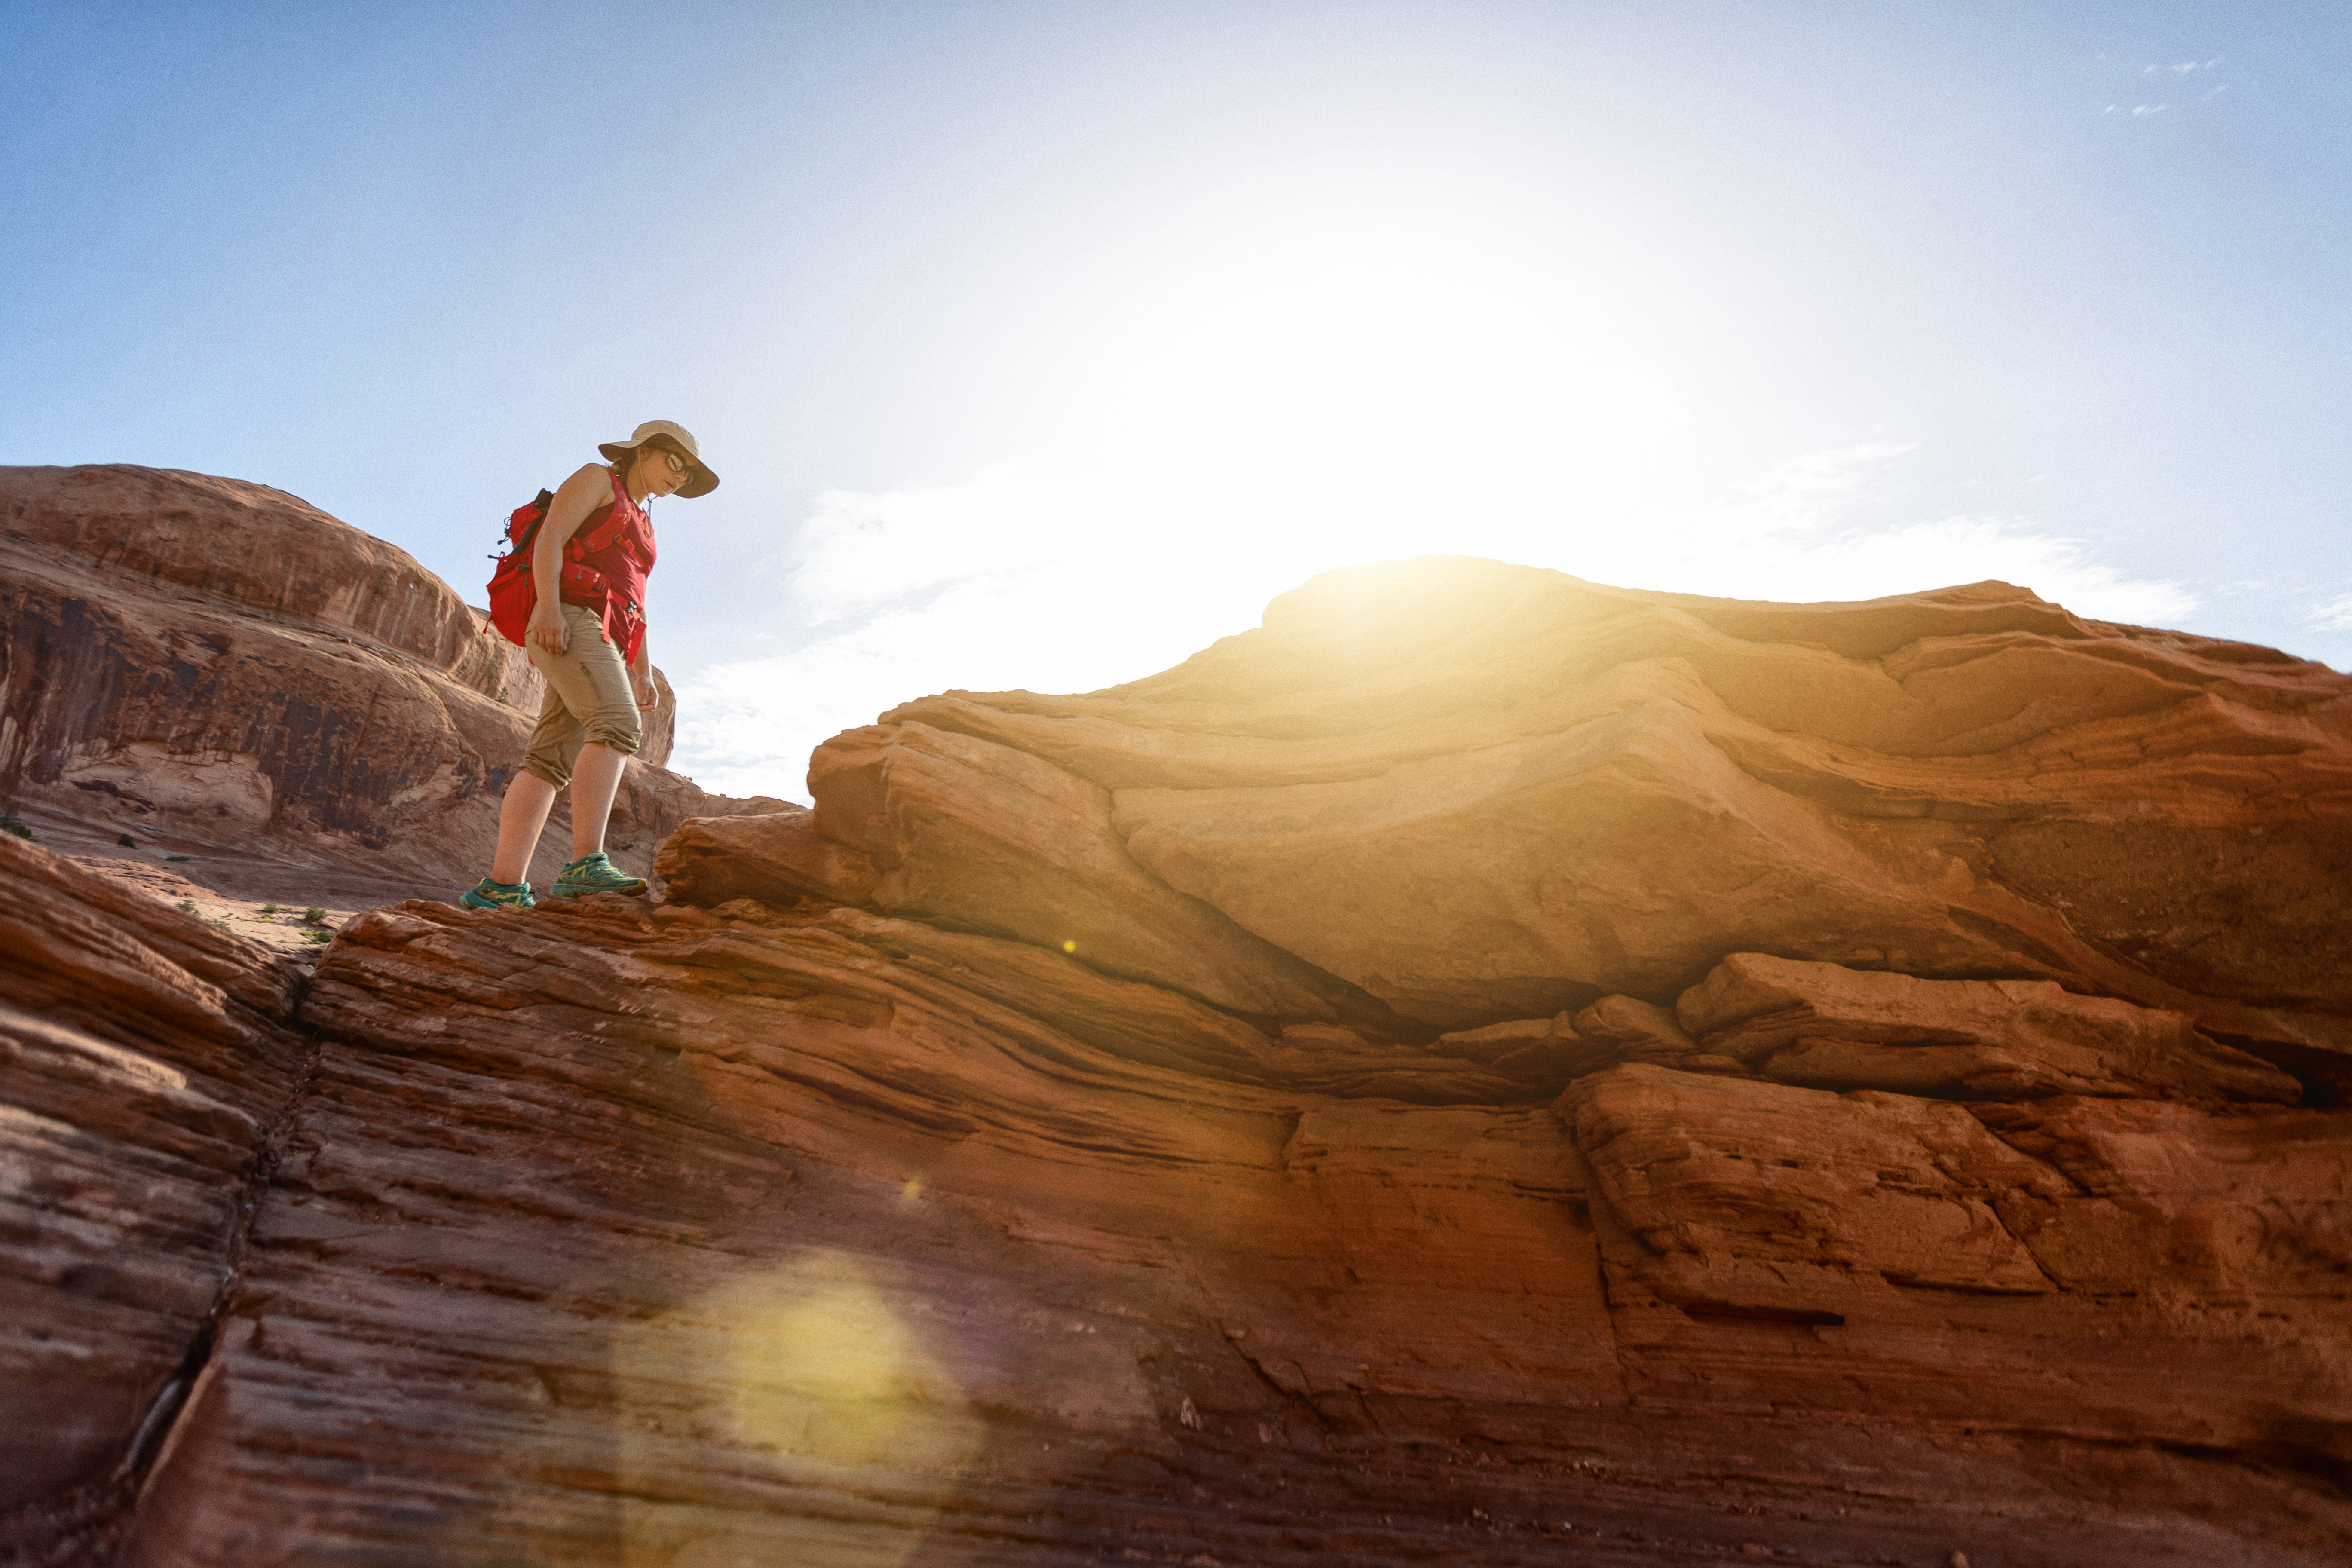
490, 772, 559, 885
568, 742, 628, 861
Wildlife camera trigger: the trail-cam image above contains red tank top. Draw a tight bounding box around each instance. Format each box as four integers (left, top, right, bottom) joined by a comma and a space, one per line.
559, 469, 658, 662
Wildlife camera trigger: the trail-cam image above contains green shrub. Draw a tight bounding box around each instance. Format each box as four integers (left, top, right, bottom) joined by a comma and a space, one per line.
175, 899, 198, 915
304, 906, 327, 924
261, 902, 279, 914
118, 833, 138, 848
305, 928, 334, 945
2, 806, 30, 840
165, 854, 190, 863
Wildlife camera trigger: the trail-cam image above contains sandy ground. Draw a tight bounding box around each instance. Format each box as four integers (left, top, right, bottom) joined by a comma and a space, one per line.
5, 799, 467, 962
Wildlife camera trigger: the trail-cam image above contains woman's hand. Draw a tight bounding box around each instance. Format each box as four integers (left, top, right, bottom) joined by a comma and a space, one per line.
631, 636, 655, 710
530, 606, 570, 655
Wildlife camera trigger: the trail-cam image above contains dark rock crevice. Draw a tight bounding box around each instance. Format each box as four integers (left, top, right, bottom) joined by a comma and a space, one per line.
112, 1027, 324, 1493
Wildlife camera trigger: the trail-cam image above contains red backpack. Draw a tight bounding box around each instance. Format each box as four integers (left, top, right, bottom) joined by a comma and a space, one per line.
483, 488, 635, 646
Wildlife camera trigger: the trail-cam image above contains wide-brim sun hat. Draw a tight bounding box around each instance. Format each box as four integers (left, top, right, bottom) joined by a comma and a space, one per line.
598, 420, 719, 498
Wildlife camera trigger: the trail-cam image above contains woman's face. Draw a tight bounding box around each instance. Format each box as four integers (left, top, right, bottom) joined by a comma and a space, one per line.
640, 442, 693, 498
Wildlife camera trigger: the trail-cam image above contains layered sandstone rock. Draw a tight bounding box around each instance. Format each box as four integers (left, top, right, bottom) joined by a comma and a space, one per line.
50, 886, 2343, 1565
0, 465, 776, 889
0, 832, 310, 1558
7, 556, 2352, 1565
806, 560, 2351, 1068
655, 801, 880, 908
808, 723, 1355, 1020
1679, 950, 2303, 1105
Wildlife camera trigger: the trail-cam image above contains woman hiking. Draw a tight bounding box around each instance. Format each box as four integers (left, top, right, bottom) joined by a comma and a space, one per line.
462, 420, 718, 911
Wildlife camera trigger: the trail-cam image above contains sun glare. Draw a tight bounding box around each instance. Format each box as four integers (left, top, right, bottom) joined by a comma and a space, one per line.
681, 155, 2199, 800
1015, 166, 1708, 541
612, 1254, 983, 1564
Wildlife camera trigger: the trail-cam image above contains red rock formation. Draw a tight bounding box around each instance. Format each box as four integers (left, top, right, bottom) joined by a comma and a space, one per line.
0, 465, 779, 890
821, 559, 2352, 1068
1679, 951, 2302, 1105
656, 801, 881, 909
0, 831, 310, 1561
6, 556, 2352, 1565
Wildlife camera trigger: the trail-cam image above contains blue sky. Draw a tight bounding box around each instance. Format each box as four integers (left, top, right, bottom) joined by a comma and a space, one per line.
5, 1, 2347, 799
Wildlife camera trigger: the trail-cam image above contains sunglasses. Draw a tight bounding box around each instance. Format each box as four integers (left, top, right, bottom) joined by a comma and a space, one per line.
657, 447, 692, 478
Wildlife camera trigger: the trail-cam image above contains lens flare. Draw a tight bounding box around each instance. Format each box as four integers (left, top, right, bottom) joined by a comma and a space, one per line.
612, 1251, 983, 1565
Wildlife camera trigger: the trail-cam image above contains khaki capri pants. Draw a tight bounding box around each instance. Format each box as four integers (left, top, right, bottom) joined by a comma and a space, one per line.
521, 602, 643, 788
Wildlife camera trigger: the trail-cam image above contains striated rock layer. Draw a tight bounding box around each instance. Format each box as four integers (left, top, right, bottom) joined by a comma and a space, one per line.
0, 832, 313, 1559
818, 558, 2352, 1063
6, 557, 2352, 1565
0, 465, 777, 889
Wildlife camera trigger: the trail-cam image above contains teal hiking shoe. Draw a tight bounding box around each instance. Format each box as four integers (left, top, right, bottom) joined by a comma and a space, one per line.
460, 877, 536, 911
550, 851, 649, 899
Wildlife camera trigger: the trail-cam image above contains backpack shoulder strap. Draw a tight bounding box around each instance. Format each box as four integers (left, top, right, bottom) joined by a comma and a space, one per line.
569, 474, 641, 557
572, 510, 632, 556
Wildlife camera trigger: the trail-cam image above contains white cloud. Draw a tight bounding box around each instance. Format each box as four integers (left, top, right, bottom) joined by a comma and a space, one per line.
1599, 443, 2196, 623
775, 461, 1075, 627
675, 578, 1137, 799
2307, 593, 2352, 632
1772, 514, 2196, 623
2132, 105, 2166, 117
671, 442, 2199, 802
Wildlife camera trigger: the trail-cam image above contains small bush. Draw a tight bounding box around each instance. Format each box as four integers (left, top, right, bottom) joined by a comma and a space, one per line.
304, 906, 327, 924
261, 902, 279, 914
207, 917, 231, 930
118, 833, 138, 848
165, 854, 190, 863
305, 928, 334, 945
2, 806, 31, 841
175, 899, 198, 915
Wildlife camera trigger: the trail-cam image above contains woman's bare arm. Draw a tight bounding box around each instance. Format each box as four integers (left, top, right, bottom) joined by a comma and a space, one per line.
528, 463, 613, 653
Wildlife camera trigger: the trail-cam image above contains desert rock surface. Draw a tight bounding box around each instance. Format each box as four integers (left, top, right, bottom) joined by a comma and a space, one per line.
828, 560, 2352, 1055
7, 554, 2351, 1565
